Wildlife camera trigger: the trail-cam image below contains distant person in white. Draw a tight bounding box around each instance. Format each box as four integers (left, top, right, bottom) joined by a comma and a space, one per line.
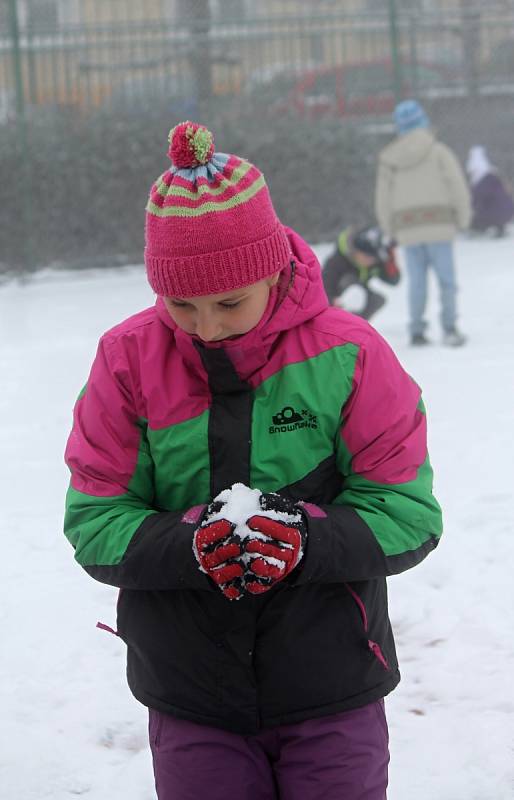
466, 145, 514, 238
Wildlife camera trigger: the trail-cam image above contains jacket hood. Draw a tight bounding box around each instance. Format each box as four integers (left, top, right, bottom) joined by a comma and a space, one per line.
380, 128, 436, 171
155, 226, 329, 381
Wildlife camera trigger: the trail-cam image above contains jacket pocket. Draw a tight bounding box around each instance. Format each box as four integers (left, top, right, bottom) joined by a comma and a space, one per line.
344, 582, 390, 670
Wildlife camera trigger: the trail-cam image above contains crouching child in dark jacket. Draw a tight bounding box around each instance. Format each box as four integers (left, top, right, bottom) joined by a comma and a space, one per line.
322, 226, 400, 320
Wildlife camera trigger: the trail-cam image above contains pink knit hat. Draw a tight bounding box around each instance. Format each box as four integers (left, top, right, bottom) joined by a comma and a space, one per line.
145, 121, 291, 297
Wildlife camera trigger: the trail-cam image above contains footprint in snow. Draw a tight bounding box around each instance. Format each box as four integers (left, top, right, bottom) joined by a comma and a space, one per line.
99, 722, 147, 753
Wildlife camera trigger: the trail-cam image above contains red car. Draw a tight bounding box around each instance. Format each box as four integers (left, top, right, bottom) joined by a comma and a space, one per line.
262, 60, 452, 118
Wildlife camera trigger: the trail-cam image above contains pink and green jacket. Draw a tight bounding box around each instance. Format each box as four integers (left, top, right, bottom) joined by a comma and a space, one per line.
64, 227, 442, 734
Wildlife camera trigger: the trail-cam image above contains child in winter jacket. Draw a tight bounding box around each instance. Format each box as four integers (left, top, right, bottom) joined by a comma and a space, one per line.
375, 100, 471, 347
466, 145, 514, 237
322, 225, 400, 320
64, 121, 443, 800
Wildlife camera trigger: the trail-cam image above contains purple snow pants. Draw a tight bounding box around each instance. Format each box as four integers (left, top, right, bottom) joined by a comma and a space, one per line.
149, 700, 389, 800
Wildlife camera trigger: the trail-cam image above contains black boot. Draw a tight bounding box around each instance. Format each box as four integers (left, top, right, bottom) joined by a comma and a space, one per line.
411, 333, 431, 346
361, 291, 386, 320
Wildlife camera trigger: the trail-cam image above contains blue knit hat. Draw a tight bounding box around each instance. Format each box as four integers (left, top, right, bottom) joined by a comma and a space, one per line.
394, 100, 429, 134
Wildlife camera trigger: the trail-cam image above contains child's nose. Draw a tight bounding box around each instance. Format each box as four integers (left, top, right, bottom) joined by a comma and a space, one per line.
196, 313, 222, 342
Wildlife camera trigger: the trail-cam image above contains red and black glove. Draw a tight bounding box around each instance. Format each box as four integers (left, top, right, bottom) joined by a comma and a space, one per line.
245, 493, 307, 595
193, 501, 245, 600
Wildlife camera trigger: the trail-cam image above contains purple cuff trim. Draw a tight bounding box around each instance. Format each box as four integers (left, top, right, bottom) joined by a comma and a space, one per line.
298, 501, 327, 519
182, 504, 207, 524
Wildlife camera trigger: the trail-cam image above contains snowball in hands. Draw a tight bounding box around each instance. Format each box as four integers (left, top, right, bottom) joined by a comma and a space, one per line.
193, 484, 306, 598
207, 483, 304, 568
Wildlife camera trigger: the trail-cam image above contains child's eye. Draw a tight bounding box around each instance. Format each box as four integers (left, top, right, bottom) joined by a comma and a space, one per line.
219, 301, 241, 309
170, 300, 190, 309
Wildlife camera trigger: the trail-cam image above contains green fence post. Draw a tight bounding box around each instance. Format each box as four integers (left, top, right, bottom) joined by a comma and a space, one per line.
388, 0, 402, 104
407, 12, 419, 98
8, 0, 34, 276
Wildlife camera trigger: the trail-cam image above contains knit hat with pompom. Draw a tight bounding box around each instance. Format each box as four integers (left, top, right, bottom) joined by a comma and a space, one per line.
145, 121, 291, 297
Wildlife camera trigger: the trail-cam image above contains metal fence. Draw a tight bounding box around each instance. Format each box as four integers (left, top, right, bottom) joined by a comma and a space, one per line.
3, 1, 514, 119
2, 0, 514, 273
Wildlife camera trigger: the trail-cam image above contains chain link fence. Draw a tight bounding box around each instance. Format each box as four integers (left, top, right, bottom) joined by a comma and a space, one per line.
2, 0, 514, 274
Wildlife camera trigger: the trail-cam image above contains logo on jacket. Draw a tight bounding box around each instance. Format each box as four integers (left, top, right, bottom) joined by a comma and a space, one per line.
269, 406, 318, 434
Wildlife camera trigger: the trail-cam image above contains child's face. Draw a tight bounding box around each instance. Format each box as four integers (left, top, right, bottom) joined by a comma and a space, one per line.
353, 249, 377, 269
162, 273, 280, 342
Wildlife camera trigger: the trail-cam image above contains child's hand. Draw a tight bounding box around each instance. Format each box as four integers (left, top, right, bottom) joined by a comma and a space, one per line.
193, 489, 307, 599
244, 493, 307, 594
193, 501, 245, 600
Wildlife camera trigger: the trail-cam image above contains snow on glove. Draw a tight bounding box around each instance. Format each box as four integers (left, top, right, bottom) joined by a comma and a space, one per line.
193, 501, 245, 600
245, 493, 307, 594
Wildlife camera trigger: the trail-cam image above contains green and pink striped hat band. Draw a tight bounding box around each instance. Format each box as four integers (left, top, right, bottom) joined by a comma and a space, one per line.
144, 121, 291, 297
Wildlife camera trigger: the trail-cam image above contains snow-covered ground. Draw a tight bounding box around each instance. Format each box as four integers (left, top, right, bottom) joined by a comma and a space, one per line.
1, 235, 513, 799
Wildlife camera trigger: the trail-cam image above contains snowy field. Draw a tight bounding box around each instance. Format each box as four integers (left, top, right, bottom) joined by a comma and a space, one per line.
1, 235, 513, 799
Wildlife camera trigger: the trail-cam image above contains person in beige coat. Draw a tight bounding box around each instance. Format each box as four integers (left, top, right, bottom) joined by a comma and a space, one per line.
375, 100, 471, 346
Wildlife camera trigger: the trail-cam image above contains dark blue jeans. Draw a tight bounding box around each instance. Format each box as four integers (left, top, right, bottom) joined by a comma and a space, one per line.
149, 700, 389, 799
